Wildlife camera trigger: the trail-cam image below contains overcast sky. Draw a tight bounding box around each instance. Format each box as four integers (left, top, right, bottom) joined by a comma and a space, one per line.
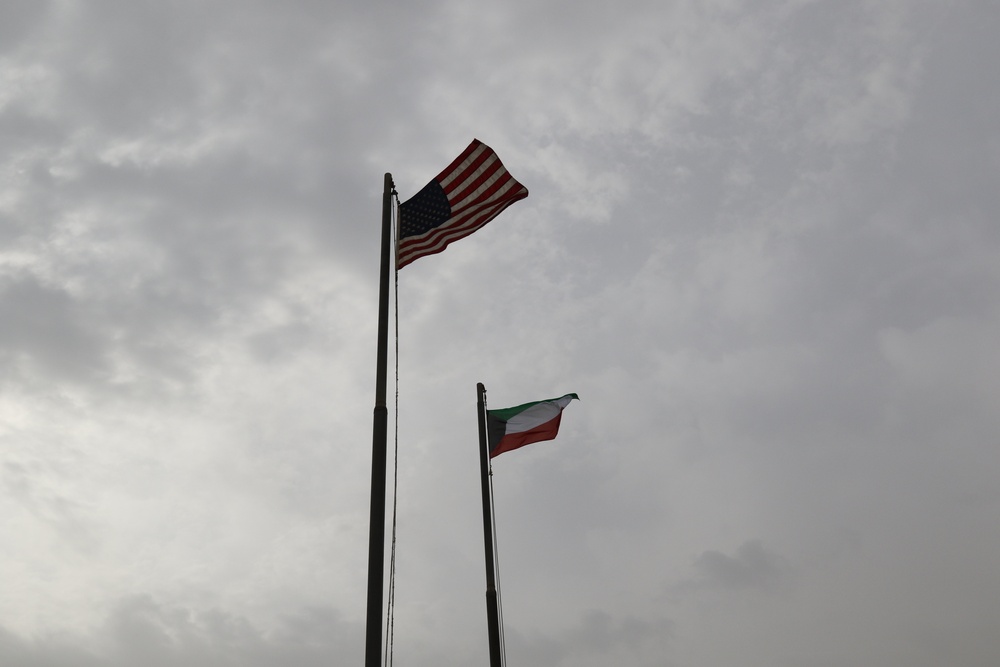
2, 1, 999, 666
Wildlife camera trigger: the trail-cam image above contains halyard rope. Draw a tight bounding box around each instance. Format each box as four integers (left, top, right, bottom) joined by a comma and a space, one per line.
489, 465, 508, 666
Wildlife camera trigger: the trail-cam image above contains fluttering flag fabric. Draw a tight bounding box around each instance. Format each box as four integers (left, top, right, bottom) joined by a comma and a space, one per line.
486, 393, 579, 458
397, 139, 529, 269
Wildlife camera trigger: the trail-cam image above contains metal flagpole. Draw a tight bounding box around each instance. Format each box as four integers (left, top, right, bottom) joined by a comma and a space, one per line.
477, 382, 504, 667
365, 173, 394, 667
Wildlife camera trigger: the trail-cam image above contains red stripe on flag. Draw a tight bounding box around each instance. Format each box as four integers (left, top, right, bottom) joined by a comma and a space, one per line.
396, 139, 528, 270
405, 179, 526, 251
396, 180, 527, 267
490, 413, 564, 458
400, 198, 515, 262
397, 203, 523, 267
450, 174, 512, 224
434, 140, 488, 186
445, 155, 507, 206
440, 150, 495, 198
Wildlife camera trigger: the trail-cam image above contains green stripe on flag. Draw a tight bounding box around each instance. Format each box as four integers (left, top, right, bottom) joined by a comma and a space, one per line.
487, 393, 579, 422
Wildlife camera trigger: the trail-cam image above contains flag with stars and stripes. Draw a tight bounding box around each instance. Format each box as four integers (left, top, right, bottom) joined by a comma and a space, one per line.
397, 139, 529, 269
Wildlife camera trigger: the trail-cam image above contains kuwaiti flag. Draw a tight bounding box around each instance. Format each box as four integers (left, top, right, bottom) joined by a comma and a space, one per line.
397, 139, 529, 269
486, 393, 579, 458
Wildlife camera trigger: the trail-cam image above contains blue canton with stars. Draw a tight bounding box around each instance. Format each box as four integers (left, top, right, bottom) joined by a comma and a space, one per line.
399, 181, 453, 240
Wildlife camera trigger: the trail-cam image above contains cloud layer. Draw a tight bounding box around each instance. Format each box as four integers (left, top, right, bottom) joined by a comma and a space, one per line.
2, 1, 999, 665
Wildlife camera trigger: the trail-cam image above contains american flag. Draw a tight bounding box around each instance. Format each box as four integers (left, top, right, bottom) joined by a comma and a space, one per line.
397, 139, 529, 269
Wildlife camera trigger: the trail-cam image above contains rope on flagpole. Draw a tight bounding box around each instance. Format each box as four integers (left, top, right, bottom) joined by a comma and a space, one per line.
384, 189, 401, 667
489, 464, 508, 667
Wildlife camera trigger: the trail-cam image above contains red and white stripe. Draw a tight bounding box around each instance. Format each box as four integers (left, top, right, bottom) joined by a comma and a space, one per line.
396, 139, 528, 269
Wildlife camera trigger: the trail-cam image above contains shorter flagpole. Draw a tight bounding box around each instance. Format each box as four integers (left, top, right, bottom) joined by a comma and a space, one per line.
477, 382, 503, 667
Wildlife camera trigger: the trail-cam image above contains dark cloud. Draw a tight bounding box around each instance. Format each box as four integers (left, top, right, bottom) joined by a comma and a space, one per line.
0, 596, 362, 667
0, 0, 51, 51
505, 610, 673, 667
691, 540, 792, 593
2, 1, 999, 666
0, 276, 108, 382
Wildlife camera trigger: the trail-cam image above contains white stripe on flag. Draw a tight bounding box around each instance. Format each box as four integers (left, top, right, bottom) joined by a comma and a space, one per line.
439, 143, 490, 189
396, 180, 523, 261
504, 395, 576, 434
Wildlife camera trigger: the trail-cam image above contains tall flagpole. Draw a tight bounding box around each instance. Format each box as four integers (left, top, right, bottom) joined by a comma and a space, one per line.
365, 173, 394, 667
476, 382, 503, 667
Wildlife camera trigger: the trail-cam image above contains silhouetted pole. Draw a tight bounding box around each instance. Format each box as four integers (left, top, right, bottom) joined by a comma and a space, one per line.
477, 382, 503, 667
365, 173, 394, 667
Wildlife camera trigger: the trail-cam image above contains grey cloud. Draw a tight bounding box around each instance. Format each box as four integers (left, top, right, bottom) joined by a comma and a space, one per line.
0, 276, 108, 382
0, 596, 363, 667
505, 610, 673, 667
2, 1, 1000, 666
690, 540, 792, 593
0, 0, 51, 51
